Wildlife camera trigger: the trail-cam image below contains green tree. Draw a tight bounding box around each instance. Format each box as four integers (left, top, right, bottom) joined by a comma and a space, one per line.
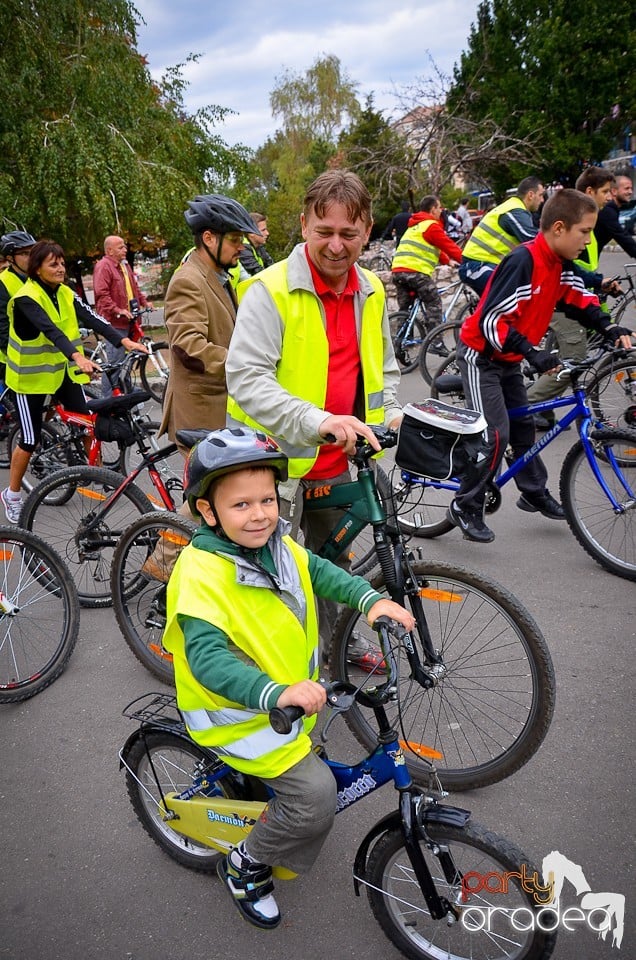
450, 0, 636, 188
245, 55, 363, 255
0, 0, 249, 260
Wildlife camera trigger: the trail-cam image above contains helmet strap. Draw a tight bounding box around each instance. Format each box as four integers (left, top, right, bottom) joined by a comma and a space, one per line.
202, 233, 236, 272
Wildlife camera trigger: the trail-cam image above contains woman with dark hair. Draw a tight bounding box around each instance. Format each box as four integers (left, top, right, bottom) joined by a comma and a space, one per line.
1, 239, 143, 522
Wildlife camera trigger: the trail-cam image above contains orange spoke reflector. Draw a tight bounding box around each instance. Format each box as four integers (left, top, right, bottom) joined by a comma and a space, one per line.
419, 587, 462, 603
77, 487, 107, 501
0, 550, 14, 560
158, 530, 190, 546
148, 644, 173, 662
399, 739, 444, 760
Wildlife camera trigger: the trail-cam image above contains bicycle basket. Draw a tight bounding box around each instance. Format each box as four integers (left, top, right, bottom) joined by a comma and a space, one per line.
396, 399, 487, 481
94, 413, 136, 446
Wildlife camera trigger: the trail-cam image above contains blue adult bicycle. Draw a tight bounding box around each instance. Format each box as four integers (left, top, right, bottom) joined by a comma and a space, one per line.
393, 349, 636, 581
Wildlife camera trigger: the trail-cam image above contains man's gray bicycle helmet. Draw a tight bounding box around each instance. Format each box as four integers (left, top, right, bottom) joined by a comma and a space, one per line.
184, 195, 261, 237
184, 426, 288, 516
0, 230, 36, 257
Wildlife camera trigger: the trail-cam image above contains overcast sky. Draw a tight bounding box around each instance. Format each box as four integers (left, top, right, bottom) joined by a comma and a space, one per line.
132, 1, 482, 150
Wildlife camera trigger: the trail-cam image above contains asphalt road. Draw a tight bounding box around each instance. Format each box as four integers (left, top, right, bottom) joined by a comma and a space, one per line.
1, 250, 634, 960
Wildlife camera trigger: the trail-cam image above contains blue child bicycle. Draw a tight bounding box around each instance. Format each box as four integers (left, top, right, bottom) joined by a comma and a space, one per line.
121, 618, 556, 960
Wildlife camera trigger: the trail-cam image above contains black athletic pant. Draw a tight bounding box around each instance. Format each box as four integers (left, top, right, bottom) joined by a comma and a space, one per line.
456, 341, 548, 512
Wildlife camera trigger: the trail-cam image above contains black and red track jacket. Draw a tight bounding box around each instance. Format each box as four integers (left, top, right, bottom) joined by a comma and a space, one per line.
460, 231, 612, 363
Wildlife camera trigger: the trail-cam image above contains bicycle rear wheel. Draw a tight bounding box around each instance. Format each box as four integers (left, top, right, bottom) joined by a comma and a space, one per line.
125, 731, 242, 871
111, 513, 196, 683
560, 428, 636, 580
7, 422, 76, 504
19, 466, 153, 607
0, 527, 80, 702
418, 320, 462, 386
430, 351, 465, 405
366, 821, 556, 960
330, 560, 555, 791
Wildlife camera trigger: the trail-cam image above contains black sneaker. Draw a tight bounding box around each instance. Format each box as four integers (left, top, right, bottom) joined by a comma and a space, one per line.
517, 490, 565, 519
447, 499, 495, 543
428, 339, 450, 357
217, 848, 281, 930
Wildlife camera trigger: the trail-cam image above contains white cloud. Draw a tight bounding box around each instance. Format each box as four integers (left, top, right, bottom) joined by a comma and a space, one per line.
133, 0, 480, 148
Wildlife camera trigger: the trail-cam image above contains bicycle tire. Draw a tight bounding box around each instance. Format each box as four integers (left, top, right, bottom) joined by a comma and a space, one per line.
330, 560, 555, 791
111, 513, 196, 683
118, 419, 183, 504
0, 527, 80, 702
124, 731, 242, 871
586, 355, 636, 430
366, 821, 556, 960
418, 320, 463, 386
430, 351, 465, 405
559, 428, 636, 581
139, 345, 169, 405
19, 465, 154, 608
6, 422, 76, 504
385, 467, 455, 539
389, 311, 426, 374
610, 290, 636, 326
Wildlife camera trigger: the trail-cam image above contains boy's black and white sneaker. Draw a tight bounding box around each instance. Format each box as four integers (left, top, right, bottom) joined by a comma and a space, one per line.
217, 844, 281, 930
517, 490, 565, 520
447, 499, 495, 543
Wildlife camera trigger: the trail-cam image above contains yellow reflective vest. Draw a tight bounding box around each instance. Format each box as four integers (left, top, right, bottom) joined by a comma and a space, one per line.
163, 535, 320, 777
392, 219, 440, 275
227, 260, 386, 477
0, 269, 25, 364
6, 280, 88, 393
462, 196, 526, 265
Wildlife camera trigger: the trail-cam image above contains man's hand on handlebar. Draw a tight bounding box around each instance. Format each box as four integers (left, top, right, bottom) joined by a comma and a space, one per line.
603, 326, 633, 351
276, 679, 326, 717
367, 599, 415, 633
318, 415, 381, 456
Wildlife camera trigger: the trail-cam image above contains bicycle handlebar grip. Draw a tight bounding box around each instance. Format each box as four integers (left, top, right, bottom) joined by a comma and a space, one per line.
269, 705, 304, 735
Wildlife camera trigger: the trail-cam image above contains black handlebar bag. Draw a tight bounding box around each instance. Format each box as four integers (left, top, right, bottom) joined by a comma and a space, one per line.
396, 399, 488, 481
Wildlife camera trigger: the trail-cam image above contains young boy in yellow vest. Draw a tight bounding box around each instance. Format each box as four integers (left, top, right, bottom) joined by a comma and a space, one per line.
162, 426, 415, 930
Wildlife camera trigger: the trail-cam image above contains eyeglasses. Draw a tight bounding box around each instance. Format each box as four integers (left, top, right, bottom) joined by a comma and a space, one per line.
224, 233, 245, 246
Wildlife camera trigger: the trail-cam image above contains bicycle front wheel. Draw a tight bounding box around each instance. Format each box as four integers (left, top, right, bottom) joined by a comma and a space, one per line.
125, 731, 241, 871
366, 821, 556, 960
418, 320, 462, 386
139, 345, 169, 405
560, 428, 636, 580
0, 527, 80, 702
20, 466, 154, 607
111, 513, 196, 684
389, 311, 426, 374
586, 355, 636, 430
330, 560, 555, 791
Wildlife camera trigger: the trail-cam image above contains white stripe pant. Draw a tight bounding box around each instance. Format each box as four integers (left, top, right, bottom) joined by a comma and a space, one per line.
456, 342, 548, 512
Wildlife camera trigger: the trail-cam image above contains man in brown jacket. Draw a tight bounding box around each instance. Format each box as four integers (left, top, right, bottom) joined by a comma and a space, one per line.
159, 194, 259, 446
143, 195, 259, 582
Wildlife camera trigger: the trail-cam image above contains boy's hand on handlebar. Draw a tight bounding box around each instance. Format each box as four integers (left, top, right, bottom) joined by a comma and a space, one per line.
121, 337, 149, 353
367, 599, 416, 633
318, 415, 381, 455
276, 679, 326, 717
603, 326, 633, 350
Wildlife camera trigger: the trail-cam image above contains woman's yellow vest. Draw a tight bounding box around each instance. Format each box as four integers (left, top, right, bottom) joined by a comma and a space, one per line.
227, 260, 386, 477
6, 279, 88, 392
163, 535, 320, 777
462, 197, 526, 264
392, 219, 440, 275
0, 269, 25, 364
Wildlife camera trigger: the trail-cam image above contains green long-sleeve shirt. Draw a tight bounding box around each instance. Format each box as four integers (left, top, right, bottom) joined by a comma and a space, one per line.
178, 522, 382, 711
